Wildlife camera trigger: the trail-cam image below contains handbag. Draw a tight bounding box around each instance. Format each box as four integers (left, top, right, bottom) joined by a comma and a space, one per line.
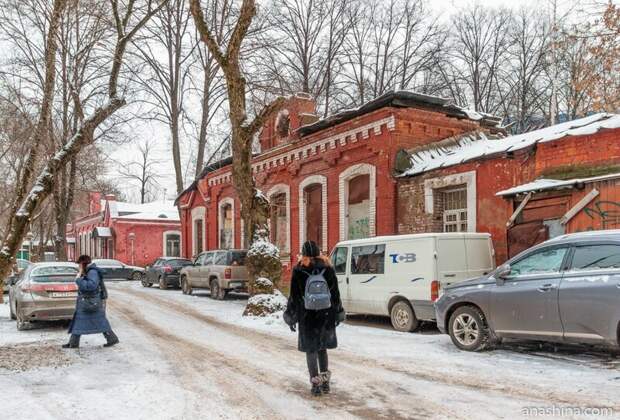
80, 293, 102, 313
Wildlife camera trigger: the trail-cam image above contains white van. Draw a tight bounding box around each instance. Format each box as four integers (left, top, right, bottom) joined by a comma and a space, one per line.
330, 233, 495, 332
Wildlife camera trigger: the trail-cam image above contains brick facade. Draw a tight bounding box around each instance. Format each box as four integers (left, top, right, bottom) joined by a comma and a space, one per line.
176, 93, 492, 281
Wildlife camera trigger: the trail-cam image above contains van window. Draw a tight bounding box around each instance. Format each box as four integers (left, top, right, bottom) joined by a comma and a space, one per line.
569, 245, 620, 271
331, 247, 348, 274
351, 245, 385, 275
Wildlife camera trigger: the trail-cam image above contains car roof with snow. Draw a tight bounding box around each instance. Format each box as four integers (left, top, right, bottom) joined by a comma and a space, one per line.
545, 230, 620, 245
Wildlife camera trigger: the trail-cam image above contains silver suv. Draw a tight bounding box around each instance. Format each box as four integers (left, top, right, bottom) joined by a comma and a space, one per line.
435, 230, 620, 351
180, 250, 248, 299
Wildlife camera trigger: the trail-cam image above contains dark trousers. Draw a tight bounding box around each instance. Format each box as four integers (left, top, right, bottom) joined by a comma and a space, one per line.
306, 349, 328, 378
68, 330, 118, 346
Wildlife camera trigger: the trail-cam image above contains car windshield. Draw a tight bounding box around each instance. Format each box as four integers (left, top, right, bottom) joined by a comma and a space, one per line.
168, 259, 192, 267
31, 266, 78, 283
228, 251, 247, 266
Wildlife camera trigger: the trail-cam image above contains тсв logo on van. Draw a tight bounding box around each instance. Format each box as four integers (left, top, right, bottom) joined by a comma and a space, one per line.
389, 253, 417, 263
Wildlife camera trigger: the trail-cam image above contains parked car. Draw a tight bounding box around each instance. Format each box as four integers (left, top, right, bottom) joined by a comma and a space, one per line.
8, 262, 79, 330
180, 249, 248, 299
92, 259, 145, 281
3, 259, 31, 293
330, 233, 495, 332
142, 257, 193, 289
435, 230, 620, 352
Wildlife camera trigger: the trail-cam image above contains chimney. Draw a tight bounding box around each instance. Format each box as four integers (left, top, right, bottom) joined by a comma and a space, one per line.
89, 192, 102, 214
258, 93, 318, 152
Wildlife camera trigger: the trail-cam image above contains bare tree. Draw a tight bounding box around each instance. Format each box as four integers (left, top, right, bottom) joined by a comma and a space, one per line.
0, 0, 168, 289
448, 4, 513, 113
133, 0, 194, 195
190, 0, 286, 304
118, 139, 162, 203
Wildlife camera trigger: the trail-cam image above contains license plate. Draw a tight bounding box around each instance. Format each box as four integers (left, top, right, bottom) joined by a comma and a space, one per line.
50, 292, 77, 298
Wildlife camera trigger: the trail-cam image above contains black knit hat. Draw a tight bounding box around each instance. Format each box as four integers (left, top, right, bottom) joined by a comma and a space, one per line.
301, 240, 320, 257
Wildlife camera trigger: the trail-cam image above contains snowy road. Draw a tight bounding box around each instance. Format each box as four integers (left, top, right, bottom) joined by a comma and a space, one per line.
1, 282, 619, 419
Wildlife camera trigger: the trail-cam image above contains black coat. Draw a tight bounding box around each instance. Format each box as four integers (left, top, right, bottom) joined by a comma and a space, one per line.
68, 265, 112, 335
284, 259, 343, 353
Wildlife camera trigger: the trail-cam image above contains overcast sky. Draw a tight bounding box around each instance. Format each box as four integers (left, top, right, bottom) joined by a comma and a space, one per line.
103, 0, 583, 204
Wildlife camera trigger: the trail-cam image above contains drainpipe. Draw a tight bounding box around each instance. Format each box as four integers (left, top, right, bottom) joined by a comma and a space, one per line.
129, 232, 136, 266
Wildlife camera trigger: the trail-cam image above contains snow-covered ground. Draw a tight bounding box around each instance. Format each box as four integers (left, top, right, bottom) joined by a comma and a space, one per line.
1, 283, 619, 419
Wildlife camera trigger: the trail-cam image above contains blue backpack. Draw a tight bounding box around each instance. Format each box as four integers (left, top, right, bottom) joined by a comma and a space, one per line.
304, 269, 332, 310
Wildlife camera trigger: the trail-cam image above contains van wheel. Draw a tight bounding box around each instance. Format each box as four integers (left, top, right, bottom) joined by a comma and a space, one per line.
390, 301, 419, 332
181, 277, 193, 295
210, 280, 225, 300
159, 276, 168, 290
448, 305, 489, 352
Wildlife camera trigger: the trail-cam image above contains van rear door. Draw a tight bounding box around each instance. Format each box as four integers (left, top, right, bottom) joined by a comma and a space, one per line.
464, 236, 495, 278
436, 237, 469, 287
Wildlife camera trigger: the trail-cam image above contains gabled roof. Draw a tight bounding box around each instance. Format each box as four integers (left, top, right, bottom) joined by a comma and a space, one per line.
399, 113, 620, 177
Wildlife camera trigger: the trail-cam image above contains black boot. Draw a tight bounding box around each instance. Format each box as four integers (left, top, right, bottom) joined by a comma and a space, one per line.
62, 334, 80, 349
103, 330, 119, 347
310, 376, 322, 396
319, 371, 331, 394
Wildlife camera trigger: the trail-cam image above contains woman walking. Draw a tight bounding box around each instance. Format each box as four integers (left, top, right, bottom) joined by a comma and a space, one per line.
63, 255, 119, 349
284, 241, 344, 396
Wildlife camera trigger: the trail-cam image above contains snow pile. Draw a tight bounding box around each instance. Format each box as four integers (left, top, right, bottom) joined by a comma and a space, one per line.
243, 290, 287, 317
255, 277, 273, 288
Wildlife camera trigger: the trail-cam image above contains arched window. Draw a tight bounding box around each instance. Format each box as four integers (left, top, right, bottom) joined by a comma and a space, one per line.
191, 206, 206, 256
339, 164, 376, 240
268, 184, 290, 255
299, 176, 327, 252
219, 198, 235, 249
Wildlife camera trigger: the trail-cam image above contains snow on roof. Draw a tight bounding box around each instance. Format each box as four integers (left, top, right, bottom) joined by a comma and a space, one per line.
107, 200, 180, 221
400, 113, 620, 177
496, 172, 620, 196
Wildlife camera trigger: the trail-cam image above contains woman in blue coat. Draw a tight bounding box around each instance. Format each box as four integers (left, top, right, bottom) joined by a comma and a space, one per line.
63, 255, 119, 349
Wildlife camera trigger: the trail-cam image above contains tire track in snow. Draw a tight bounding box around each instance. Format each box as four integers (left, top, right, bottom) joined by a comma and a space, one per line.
114, 285, 620, 412
108, 299, 400, 419
109, 299, 282, 420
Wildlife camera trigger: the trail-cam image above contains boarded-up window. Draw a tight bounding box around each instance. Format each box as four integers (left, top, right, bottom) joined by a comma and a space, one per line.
270, 193, 288, 253
347, 174, 370, 239
304, 184, 323, 247
220, 204, 233, 249
442, 187, 467, 232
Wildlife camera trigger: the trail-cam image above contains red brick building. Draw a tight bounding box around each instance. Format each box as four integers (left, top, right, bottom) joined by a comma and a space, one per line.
396, 113, 620, 263
175, 91, 501, 277
66, 193, 181, 267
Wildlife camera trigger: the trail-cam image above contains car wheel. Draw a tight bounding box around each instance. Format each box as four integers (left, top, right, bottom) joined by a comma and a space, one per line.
210, 280, 224, 300
159, 276, 168, 290
9, 298, 16, 320
181, 277, 193, 295
390, 301, 419, 332
448, 305, 490, 352
141, 278, 152, 287
16, 305, 30, 331
131, 271, 143, 281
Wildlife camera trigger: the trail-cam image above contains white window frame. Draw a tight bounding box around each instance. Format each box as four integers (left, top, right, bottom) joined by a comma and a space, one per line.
267, 184, 291, 254
339, 163, 376, 241
424, 170, 477, 232
218, 197, 235, 249
299, 175, 328, 252
163, 230, 182, 257
191, 206, 206, 256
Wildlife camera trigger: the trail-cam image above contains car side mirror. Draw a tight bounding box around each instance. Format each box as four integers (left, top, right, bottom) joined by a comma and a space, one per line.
495, 264, 511, 285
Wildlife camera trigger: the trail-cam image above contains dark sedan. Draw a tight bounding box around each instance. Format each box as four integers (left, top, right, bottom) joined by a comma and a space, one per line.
142, 257, 193, 290
92, 259, 145, 281
435, 230, 620, 352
